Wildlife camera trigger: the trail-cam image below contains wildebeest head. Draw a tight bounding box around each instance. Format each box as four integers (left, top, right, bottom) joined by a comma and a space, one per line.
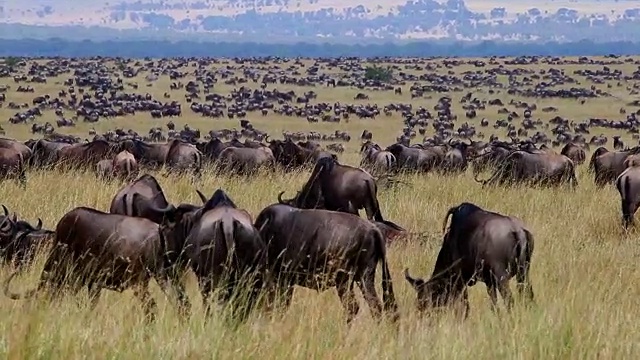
277, 157, 336, 208
0, 205, 19, 244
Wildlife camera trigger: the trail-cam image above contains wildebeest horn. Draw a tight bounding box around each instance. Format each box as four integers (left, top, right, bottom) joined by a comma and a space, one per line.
35, 218, 42, 231
196, 189, 207, 204
277, 191, 286, 204
404, 268, 423, 288
2, 205, 7, 217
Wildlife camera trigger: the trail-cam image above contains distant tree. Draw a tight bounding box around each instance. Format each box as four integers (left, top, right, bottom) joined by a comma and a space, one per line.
1, 56, 22, 68
364, 65, 393, 82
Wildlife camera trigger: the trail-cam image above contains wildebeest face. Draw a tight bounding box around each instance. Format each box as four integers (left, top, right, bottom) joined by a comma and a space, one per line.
404, 269, 454, 313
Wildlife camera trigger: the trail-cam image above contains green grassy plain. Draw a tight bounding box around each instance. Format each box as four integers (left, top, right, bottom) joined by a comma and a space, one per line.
0, 57, 638, 359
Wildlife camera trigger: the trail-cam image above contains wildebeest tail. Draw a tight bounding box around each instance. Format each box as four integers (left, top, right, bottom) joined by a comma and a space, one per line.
373, 229, 398, 320
366, 179, 384, 222
514, 229, 534, 287
221, 218, 236, 264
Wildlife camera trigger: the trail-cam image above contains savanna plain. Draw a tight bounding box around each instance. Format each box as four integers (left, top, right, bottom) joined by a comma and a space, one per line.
0, 55, 638, 359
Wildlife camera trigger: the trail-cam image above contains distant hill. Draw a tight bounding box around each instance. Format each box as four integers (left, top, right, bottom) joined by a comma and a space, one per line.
3, 0, 640, 43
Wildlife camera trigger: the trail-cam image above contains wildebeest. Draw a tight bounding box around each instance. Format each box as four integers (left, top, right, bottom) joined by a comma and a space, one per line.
109, 174, 199, 224
0, 205, 52, 270
151, 189, 266, 321
0, 147, 27, 186
385, 143, 443, 173
616, 166, 640, 228
217, 146, 275, 175
96, 159, 113, 179
278, 157, 386, 221
56, 139, 122, 170
360, 141, 396, 175
475, 151, 577, 188
113, 150, 139, 180
269, 139, 335, 170
3, 206, 191, 320
471, 144, 511, 176
254, 204, 399, 323
591, 147, 640, 186
404, 202, 534, 315
560, 143, 586, 165
164, 139, 203, 175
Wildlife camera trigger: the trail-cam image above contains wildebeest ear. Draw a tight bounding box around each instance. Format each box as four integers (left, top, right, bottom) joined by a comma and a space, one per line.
404, 268, 425, 289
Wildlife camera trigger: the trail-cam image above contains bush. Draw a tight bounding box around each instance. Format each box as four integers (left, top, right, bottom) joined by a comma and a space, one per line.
364, 65, 393, 82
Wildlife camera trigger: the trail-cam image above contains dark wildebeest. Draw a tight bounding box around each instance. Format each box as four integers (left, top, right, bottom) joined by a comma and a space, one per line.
29, 139, 70, 167
0, 205, 52, 270
217, 146, 275, 175
404, 202, 535, 316
198, 138, 245, 162
385, 143, 443, 173
440, 139, 474, 174
278, 157, 386, 221
471, 144, 512, 176
57, 139, 122, 170
591, 147, 640, 187
254, 205, 399, 323
616, 166, 640, 228
560, 143, 586, 165
109, 174, 199, 224
164, 139, 202, 175
0, 138, 32, 164
113, 150, 139, 180
151, 189, 266, 321
269, 139, 335, 170
3, 207, 191, 320
475, 151, 578, 188
0, 147, 27, 186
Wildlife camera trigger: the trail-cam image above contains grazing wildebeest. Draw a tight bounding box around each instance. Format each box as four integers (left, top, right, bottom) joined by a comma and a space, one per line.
254, 205, 399, 323
151, 189, 266, 321
385, 143, 443, 173
404, 202, 534, 316
0, 205, 52, 270
560, 143, 586, 165
278, 157, 386, 221
475, 151, 577, 188
113, 150, 139, 180
269, 139, 334, 170
591, 147, 640, 186
3, 207, 191, 320
109, 174, 199, 224
57, 139, 122, 169
217, 146, 275, 175
29, 139, 70, 167
471, 144, 512, 176
616, 166, 640, 228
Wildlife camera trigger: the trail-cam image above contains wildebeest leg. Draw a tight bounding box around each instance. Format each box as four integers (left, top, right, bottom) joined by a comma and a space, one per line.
198, 276, 217, 318
87, 281, 101, 310
622, 200, 637, 228
356, 268, 382, 320
335, 273, 359, 324
155, 274, 191, 319
496, 276, 514, 311
133, 280, 157, 322
486, 282, 499, 313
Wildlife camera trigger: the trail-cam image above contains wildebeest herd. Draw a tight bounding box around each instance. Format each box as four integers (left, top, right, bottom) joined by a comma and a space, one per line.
0, 55, 640, 329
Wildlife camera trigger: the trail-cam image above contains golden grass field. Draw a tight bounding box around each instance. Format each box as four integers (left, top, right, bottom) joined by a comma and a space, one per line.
0, 56, 639, 359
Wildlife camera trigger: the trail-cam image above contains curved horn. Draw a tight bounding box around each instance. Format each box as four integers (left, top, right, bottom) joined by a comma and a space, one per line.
2, 205, 7, 217
196, 189, 207, 204
35, 218, 42, 231
264, 134, 270, 143
277, 191, 286, 204
3, 270, 38, 300
404, 268, 423, 289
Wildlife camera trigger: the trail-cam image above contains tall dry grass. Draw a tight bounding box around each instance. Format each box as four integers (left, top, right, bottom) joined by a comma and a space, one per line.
0, 163, 637, 359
